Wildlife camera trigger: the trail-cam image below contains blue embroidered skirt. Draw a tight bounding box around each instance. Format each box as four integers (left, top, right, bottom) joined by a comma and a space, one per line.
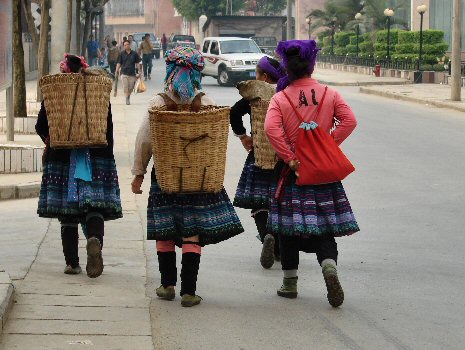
37, 157, 122, 222
269, 181, 359, 238
147, 172, 244, 246
233, 152, 274, 210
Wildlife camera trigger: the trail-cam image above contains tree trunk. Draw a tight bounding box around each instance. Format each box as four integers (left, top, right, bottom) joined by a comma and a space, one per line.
21, 0, 39, 54
66, 0, 72, 52
13, 0, 27, 119
37, 0, 50, 101
81, 0, 92, 56
76, 0, 82, 53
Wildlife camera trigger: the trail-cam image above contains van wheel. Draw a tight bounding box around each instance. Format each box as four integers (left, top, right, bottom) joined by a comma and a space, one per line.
217, 68, 230, 86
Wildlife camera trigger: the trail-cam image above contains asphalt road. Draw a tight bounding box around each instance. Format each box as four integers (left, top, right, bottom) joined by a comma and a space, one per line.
1, 62, 464, 349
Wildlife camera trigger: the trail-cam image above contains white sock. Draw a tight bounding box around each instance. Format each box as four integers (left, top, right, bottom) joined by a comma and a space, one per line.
283, 269, 298, 278
321, 259, 337, 268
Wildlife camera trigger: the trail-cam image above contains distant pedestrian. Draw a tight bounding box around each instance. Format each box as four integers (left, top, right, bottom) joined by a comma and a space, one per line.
139, 34, 154, 80
161, 33, 168, 56
107, 40, 119, 76
230, 56, 286, 269
118, 36, 127, 52
265, 40, 359, 307
115, 40, 142, 105
85, 35, 100, 66
128, 35, 138, 52
131, 47, 244, 307
35, 54, 122, 278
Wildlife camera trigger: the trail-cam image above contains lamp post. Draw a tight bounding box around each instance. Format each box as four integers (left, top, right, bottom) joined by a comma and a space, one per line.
417, 5, 427, 71
306, 17, 311, 39
330, 17, 336, 56
355, 12, 362, 63
384, 8, 394, 63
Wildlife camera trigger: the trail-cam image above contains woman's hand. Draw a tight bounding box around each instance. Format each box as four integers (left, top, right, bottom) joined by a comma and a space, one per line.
240, 135, 253, 152
131, 175, 144, 194
289, 159, 300, 178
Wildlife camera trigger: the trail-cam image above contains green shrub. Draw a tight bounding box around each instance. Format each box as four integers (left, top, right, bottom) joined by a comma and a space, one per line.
359, 41, 374, 54
334, 47, 348, 55
414, 30, 444, 43
334, 32, 352, 47
349, 35, 364, 45
346, 44, 357, 53
432, 64, 446, 71
395, 43, 415, 53
375, 29, 403, 44
323, 36, 332, 46
321, 46, 332, 55
374, 43, 388, 52
414, 43, 449, 55
397, 31, 415, 44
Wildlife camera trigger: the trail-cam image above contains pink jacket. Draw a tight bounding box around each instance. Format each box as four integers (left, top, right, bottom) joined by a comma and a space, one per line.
264, 78, 357, 163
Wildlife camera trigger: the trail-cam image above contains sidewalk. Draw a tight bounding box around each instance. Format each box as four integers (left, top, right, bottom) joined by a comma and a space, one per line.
360, 84, 465, 112
313, 68, 409, 86
0, 95, 154, 349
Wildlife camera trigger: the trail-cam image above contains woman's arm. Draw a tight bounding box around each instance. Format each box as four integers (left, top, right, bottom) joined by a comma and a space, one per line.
229, 98, 251, 136
35, 101, 49, 143
131, 112, 152, 176
331, 91, 357, 145
264, 96, 296, 163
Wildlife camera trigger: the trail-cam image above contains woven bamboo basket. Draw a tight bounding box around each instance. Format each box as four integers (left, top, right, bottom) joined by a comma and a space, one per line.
149, 105, 230, 193
251, 99, 278, 170
39, 73, 113, 148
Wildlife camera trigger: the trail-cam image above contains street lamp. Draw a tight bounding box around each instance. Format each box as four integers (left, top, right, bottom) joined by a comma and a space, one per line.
355, 12, 362, 63
417, 5, 427, 71
306, 17, 311, 39
384, 8, 394, 63
330, 17, 337, 56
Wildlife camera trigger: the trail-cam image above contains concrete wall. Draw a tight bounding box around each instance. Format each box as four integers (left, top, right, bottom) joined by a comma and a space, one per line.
295, 0, 325, 40
156, 0, 182, 37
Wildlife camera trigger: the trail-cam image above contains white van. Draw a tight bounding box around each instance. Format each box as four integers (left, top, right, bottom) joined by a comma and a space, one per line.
201, 37, 268, 86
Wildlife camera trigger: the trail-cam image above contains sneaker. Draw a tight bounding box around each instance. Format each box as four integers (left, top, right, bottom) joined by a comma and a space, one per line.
126, 96, 130, 105
155, 285, 175, 300
148, 74, 151, 80
144, 77, 147, 81
260, 234, 275, 269
277, 277, 298, 299
86, 237, 104, 278
64, 265, 82, 275
322, 264, 344, 307
181, 294, 202, 307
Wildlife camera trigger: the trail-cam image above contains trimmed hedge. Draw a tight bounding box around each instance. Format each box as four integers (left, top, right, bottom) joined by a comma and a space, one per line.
398, 31, 415, 44
413, 30, 444, 43
323, 37, 332, 47
334, 32, 351, 47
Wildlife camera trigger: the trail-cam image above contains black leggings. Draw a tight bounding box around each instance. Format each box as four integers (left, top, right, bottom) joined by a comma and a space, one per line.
279, 235, 338, 270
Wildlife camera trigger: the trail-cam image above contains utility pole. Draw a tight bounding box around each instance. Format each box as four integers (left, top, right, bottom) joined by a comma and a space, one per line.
287, 0, 292, 40
451, 0, 462, 101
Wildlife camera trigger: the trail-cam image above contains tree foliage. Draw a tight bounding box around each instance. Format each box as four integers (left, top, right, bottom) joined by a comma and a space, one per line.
246, 0, 286, 15
173, 0, 244, 20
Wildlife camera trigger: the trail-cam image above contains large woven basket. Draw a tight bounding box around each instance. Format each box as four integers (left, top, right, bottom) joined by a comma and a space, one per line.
39, 73, 112, 148
251, 99, 278, 170
149, 105, 230, 193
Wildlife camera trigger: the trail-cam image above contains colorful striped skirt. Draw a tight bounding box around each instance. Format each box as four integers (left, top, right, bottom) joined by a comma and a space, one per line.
269, 180, 359, 238
37, 157, 122, 223
233, 152, 274, 210
147, 173, 244, 246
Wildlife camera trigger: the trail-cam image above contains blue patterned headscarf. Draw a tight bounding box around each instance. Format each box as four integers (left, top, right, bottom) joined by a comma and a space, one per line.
164, 46, 205, 101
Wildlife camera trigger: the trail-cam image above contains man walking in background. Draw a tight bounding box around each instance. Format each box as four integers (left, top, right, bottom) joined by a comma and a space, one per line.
128, 35, 138, 52
118, 36, 127, 52
86, 34, 100, 66
161, 33, 168, 57
116, 40, 142, 105
107, 40, 120, 76
139, 34, 154, 80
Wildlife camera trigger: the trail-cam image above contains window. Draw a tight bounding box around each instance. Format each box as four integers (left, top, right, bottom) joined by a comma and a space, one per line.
202, 40, 210, 53
210, 41, 219, 55
219, 40, 262, 54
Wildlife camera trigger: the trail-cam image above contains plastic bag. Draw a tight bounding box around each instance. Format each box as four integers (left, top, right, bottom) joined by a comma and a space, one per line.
137, 78, 146, 93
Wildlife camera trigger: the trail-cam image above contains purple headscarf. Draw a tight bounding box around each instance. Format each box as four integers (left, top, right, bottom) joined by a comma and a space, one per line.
275, 40, 320, 92
257, 56, 286, 82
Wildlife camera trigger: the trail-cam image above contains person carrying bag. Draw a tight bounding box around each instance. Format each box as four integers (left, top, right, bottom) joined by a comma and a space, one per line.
265, 39, 360, 308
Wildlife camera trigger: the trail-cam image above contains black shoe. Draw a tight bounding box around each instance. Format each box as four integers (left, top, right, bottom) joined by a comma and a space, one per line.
86, 237, 103, 278
260, 234, 275, 269
126, 96, 130, 105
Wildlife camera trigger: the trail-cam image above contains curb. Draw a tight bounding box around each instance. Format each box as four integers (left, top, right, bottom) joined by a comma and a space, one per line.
359, 87, 465, 113
0, 269, 15, 334
0, 182, 41, 201
318, 80, 410, 87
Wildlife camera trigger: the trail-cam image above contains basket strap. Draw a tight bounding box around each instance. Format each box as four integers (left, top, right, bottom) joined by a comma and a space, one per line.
68, 81, 80, 141
200, 167, 207, 191
191, 92, 205, 112
158, 93, 178, 111
83, 74, 90, 140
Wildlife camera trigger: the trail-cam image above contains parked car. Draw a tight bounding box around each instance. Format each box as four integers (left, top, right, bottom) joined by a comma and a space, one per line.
167, 34, 196, 50
251, 36, 278, 57
201, 37, 268, 86
131, 32, 161, 59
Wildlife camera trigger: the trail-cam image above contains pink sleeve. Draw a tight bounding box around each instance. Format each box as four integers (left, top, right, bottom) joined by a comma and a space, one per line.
264, 96, 296, 163
331, 91, 357, 145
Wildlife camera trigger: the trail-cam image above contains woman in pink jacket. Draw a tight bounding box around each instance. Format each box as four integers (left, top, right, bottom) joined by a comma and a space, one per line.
264, 40, 359, 307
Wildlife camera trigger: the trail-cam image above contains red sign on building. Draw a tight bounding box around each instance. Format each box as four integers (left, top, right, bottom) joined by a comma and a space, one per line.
0, 0, 13, 91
